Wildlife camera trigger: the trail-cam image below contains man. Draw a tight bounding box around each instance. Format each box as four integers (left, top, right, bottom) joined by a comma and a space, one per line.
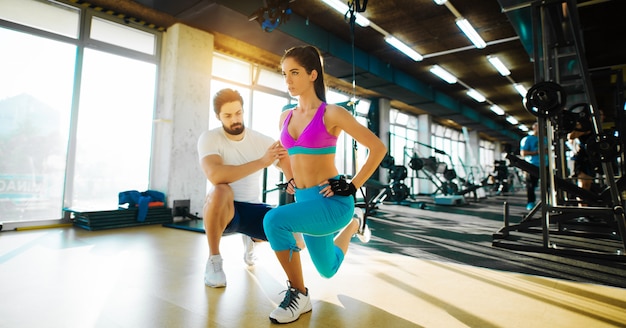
197, 88, 288, 288
519, 122, 541, 210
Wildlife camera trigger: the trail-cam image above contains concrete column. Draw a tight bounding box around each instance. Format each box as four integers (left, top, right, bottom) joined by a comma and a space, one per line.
378, 98, 390, 183
417, 114, 432, 195
465, 128, 480, 176
151, 23, 214, 216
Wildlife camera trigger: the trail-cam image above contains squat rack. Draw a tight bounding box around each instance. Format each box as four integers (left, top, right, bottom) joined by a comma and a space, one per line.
493, 0, 626, 258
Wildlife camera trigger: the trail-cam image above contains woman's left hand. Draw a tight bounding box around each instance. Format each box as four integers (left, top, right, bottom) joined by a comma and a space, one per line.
319, 176, 356, 197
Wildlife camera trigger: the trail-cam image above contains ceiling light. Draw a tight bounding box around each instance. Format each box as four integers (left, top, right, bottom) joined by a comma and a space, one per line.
514, 83, 527, 97
322, 0, 370, 27
487, 55, 511, 76
455, 18, 486, 49
489, 104, 505, 115
433, 0, 448, 4
430, 65, 457, 84
519, 124, 529, 132
506, 115, 519, 125
384, 35, 423, 61
466, 89, 486, 102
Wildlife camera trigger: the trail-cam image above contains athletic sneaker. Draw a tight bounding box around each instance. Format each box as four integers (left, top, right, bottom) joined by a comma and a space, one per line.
204, 254, 226, 288
269, 282, 312, 324
526, 202, 535, 211
353, 207, 371, 243
242, 235, 256, 266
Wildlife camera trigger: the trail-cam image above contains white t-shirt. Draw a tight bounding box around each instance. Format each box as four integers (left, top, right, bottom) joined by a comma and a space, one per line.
197, 128, 275, 203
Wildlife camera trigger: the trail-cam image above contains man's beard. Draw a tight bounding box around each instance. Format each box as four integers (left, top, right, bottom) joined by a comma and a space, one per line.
223, 123, 244, 136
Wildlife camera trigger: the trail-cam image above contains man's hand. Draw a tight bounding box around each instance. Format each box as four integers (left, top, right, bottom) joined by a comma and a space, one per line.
261, 141, 288, 167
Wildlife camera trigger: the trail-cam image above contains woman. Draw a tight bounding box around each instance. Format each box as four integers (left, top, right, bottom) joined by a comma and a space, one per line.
263, 45, 387, 324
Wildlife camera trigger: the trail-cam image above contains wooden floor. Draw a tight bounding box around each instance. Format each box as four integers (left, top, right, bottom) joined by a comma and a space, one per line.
1, 194, 626, 328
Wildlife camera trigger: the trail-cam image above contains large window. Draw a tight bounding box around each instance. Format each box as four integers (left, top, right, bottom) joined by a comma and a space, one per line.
431, 123, 466, 178
0, 0, 161, 225
480, 139, 497, 175
0, 0, 80, 38
389, 109, 420, 194
0, 28, 75, 222
71, 49, 157, 209
389, 110, 416, 166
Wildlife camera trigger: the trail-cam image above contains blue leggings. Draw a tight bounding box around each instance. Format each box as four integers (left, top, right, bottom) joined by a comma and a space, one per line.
263, 184, 354, 278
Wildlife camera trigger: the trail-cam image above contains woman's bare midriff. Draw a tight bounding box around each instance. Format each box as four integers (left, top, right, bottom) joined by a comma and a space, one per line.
290, 153, 338, 188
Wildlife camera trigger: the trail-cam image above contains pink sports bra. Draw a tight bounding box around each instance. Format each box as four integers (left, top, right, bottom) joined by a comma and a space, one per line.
280, 102, 337, 155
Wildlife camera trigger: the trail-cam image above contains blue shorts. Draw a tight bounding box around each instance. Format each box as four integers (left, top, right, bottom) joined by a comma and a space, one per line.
224, 201, 272, 241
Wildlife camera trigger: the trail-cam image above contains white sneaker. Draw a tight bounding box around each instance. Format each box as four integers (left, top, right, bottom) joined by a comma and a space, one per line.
269, 282, 312, 324
204, 254, 226, 288
242, 235, 256, 266
353, 207, 371, 243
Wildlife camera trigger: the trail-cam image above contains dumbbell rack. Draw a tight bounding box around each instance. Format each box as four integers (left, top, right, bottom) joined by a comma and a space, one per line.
493, 0, 626, 258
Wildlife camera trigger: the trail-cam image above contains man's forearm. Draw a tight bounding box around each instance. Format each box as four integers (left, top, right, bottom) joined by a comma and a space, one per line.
207, 159, 265, 185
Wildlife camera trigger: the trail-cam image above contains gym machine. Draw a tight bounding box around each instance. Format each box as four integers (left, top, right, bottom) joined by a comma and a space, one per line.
378, 153, 418, 205
408, 142, 487, 205
493, 0, 626, 258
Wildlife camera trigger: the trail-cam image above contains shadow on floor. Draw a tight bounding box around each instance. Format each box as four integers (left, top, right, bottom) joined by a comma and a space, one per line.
366, 193, 626, 288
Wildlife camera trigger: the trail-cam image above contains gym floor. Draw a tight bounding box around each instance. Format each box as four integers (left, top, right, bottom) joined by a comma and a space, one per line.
1, 192, 625, 328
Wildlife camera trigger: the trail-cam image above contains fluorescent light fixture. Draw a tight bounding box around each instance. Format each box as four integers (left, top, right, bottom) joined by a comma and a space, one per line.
322, 0, 370, 27
384, 35, 423, 61
514, 83, 527, 97
519, 124, 529, 132
466, 88, 486, 102
489, 104, 505, 115
430, 65, 457, 84
455, 17, 486, 49
506, 115, 519, 125
433, 0, 448, 4
487, 55, 510, 76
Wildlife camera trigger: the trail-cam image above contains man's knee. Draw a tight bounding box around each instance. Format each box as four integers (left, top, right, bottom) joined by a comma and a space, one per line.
205, 184, 233, 207
203, 184, 234, 220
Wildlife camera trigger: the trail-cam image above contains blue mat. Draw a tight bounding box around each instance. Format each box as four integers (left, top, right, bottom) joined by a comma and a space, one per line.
67, 207, 173, 231
162, 219, 205, 233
